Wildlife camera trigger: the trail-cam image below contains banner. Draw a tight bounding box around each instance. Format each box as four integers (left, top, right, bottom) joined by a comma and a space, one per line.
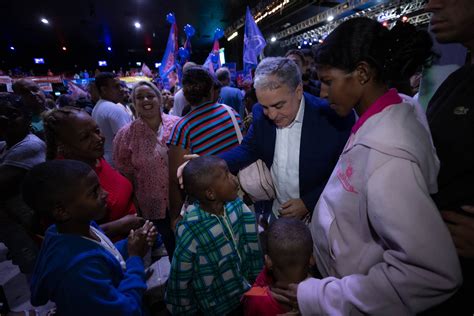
243, 6, 266, 72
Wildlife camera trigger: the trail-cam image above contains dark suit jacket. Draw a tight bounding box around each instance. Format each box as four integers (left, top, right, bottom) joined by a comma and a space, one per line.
220, 86, 244, 118
219, 92, 354, 213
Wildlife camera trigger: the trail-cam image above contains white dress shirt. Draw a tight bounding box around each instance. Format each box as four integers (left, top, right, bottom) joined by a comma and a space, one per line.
271, 97, 305, 218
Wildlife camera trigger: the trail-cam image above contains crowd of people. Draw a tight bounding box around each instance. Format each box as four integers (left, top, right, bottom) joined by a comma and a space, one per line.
0, 0, 473, 314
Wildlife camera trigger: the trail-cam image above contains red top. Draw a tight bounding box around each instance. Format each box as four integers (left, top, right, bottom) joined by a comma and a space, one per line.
243, 267, 289, 316
94, 157, 136, 222
351, 88, 402, 134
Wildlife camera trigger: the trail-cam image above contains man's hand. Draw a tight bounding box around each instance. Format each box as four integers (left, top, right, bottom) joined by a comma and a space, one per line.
271, 283, 299, 312
280, 199, 309, 219
442, 205, 474, 258
177, 154, 200, 189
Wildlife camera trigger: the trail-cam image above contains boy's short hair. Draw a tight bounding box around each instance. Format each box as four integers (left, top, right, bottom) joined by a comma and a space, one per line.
94, 72, 117, 94
182, 156, 226, 200
22, 160, 93, 220
266, 217, 313, 268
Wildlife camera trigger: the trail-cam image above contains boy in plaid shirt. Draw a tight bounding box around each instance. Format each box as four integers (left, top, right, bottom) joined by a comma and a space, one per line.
166, 156, 263, 315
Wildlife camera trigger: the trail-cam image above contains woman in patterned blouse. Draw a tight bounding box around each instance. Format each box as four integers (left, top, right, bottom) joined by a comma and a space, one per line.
113, 81, 180, 258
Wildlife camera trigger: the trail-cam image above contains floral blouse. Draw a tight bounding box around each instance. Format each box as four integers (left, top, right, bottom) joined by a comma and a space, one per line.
113, 114, 180, 220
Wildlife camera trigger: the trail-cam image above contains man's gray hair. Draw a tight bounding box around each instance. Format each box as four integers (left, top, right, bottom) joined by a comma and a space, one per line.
254, 57, 302, 91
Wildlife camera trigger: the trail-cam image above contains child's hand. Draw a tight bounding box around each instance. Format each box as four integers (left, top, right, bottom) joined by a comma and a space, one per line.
127, 227, 149, 258
135, 220, 157, 247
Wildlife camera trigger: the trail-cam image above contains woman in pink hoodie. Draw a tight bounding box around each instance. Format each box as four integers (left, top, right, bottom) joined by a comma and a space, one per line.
272, 18, 462, 315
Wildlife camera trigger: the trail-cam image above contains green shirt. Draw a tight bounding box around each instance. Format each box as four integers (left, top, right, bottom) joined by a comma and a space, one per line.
166, 199, 263, 315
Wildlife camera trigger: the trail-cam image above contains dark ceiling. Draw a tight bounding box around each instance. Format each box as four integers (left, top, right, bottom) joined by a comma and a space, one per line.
0, 0, 340, 73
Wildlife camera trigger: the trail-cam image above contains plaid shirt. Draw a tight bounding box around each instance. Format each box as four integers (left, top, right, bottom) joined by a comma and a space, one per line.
166, 199, 263, 315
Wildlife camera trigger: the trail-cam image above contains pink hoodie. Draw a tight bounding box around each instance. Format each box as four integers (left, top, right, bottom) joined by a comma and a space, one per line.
298, 90, 461, 315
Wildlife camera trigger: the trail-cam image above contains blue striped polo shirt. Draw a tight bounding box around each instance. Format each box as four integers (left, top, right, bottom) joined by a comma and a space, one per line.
167, 101, 242, 155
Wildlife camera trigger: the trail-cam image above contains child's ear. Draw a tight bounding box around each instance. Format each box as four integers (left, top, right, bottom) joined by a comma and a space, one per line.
205, 188, 216, 201
52, 203, 71, 222
264, 254, 273, 270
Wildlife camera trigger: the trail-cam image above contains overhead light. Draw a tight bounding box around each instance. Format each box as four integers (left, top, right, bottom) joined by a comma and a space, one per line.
136, 62, 142, 66
227, 31, 238, 41
303, 40, 308, 45
134, 22, 141, 29
298, 45, 301, 49
62, 46, 67, 51
10, 46, 15, 51
382, 21, 389, 27
271, 36, 277, 42
155, 62, 161, 69
41, 18, 49, 24
327, 15, 334, 22
147, 47, 152, 52
402, 16, 408, 22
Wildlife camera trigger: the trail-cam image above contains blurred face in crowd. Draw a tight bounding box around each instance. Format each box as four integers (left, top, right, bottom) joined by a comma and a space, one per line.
57, 111, 105, 162
425, 0, 474, 45
99, 77, 123, 104
0, 105, 29, 144
133, 85, 162, 119
287, 54, 307, 77
15, 80, 46, 114
88, 83, 100, 104
256, 76, 303, 128
120, 83, 131, 104
161, 89, 174, 112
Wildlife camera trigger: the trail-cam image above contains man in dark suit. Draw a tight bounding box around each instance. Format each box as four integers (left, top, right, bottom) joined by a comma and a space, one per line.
219, 57, 354, 219
216, 67, 244, 118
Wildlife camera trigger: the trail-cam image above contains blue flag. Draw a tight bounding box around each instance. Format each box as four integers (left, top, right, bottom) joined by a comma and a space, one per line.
160, 22, 178, 82
243, 6, 266, 72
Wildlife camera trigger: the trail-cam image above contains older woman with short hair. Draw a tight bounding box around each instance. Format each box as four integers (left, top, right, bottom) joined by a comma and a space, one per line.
113, 81, 180, 257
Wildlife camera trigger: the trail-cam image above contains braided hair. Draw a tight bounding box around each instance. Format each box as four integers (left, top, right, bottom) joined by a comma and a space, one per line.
43, 106, 83, 160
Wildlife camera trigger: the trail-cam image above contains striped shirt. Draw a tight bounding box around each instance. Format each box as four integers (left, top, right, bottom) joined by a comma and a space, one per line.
166, 199, 263, 315
167, 101, 242, 155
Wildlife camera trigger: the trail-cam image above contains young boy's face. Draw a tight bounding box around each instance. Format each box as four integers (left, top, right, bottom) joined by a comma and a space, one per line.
66, 170, 108, 222
210, 162, 239, 202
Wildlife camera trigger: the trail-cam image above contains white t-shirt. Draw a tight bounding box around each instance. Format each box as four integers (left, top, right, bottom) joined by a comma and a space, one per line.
170, 89, 188, 117
92, 99, 132, 166
0, 134, 46, 170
